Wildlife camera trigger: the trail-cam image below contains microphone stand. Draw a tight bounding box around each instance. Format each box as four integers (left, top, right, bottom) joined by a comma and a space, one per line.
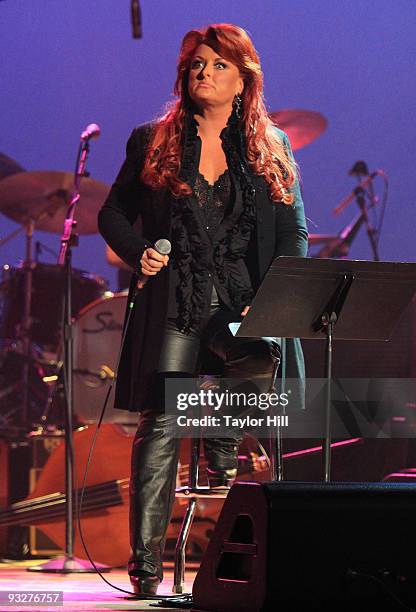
28, 135, 108, 573
353, 184, 380, 261
314, 203, 377, 259
333, 160, 382, 261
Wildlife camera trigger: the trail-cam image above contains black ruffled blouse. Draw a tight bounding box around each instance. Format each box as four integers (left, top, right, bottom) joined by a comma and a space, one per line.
168, 111, 257, 333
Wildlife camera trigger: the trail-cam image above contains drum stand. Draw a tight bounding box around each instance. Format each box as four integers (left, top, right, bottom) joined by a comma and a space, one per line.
20, 220, 35, 427
29, 134, 107, 573
0, 219, 34, 429
0, 220, 40, 433
1, 203, 65, 431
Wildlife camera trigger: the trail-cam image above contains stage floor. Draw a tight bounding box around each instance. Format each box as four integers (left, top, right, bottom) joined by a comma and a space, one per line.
0, 559, 195, 611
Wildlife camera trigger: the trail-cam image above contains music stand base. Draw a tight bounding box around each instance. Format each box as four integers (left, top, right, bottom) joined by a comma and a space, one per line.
27, 555, 110, 573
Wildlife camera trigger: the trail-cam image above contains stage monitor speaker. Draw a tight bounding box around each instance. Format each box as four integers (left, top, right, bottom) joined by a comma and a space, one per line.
192, 481, 416, 611
0, 434, 64, 559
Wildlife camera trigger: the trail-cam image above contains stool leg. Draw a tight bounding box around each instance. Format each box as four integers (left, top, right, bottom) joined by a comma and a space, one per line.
190, 437, 201, 488
173, 437, 201, 593
268, 357, 283, 481
172, 498, 197, 593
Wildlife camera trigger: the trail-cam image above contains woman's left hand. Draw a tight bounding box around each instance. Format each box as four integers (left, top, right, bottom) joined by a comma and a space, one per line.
240, 305, 251, 317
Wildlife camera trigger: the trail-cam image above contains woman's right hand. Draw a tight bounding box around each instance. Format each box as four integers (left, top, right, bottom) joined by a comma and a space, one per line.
137, 247, 169, 288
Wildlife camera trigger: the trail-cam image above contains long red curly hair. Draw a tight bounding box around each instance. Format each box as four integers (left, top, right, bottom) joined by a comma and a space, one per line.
141, 23, 297, 205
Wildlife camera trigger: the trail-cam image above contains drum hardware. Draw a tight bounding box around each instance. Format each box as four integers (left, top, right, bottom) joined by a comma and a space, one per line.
37, 360, 66, 432
72, 291, 138, 425
73, 365, 115, 384
308, 233, 338, 246
0, 263, 108, 349
0, 345, 51, 432
20, 220, 36, 426
100, 364, 115, 379
0, 258, 108, 433
331, 161, 389, 261
34, 240, 58, 262
0, 380, 20, 403
0, 218, 39, 427
269, 108, 328, 151
312, 209, 369, 259
0, 159, 109, 433
0, 152, 25, 180
0, 175, 69, 249
0, 153, 26, 249
0, 153, 25, 247
306, 160, 388, 261
332, 168, 387, 216
0, 170, 109, 235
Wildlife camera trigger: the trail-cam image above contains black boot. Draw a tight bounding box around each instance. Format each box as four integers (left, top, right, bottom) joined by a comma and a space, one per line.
128, 568, 161, 595
129, 409, 180, 584
204, 438, 240, 489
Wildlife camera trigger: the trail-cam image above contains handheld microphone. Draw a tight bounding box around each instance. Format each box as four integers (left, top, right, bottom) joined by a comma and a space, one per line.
80, 123, 101, 141
131, 0, 142, 39
136, 238, 171, 289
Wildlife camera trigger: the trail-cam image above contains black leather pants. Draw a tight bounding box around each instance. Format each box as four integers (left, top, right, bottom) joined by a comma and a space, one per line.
129, 292, 280, 579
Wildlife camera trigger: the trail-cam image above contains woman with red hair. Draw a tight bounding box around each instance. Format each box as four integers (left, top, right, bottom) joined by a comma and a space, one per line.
99, 23, 308, 594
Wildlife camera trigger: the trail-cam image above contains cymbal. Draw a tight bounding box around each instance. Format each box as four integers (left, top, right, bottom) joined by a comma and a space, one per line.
0, 153, 25, 180
0, 171, 109, 234
269, 109, 327, 151
308, 234, 338, 246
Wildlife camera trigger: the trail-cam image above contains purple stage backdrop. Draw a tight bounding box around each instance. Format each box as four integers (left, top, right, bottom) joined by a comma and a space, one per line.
1, 0, 415, 290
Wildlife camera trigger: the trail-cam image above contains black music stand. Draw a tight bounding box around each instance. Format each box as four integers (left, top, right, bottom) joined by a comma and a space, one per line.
236, 256, 416, 482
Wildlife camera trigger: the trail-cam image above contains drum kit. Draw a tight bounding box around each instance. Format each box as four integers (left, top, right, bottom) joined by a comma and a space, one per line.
0, 162, 136, 436
0, 108, 384, 438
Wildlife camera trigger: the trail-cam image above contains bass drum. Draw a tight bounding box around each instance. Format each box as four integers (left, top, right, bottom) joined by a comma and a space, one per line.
0, 263, 108, 349
73, 292, 138, 425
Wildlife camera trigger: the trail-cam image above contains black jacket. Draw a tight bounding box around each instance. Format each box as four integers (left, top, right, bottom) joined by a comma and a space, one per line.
98, 119, 308, 412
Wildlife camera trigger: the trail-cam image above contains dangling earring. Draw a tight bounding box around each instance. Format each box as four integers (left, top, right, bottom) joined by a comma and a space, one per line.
233, 93, 243, 119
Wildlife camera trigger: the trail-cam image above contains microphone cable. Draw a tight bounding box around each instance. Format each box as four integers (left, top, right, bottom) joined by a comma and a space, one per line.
76, 281, 193, 604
